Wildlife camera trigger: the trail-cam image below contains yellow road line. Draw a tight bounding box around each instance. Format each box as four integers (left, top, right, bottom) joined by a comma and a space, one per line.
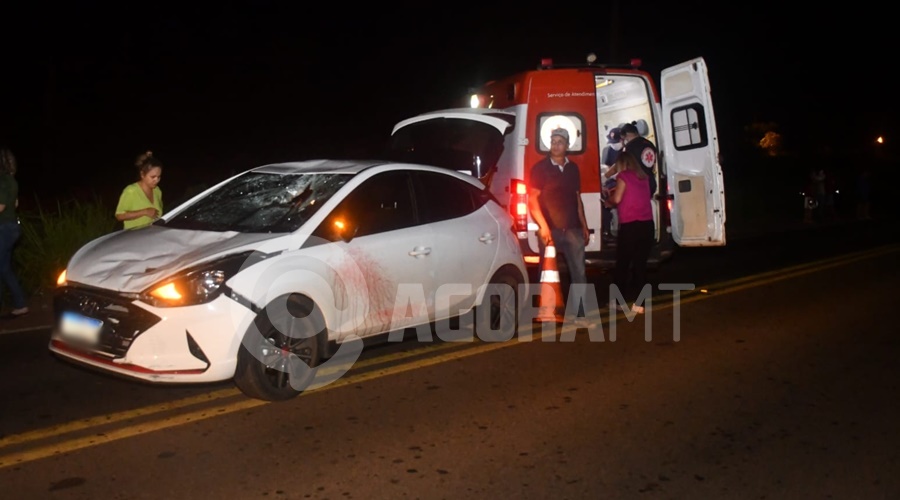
0, 388, 240, 447
0, 341, 465, 449
0, 342, 511, 468
0, 398, 267, 467
2, 243, 896, 468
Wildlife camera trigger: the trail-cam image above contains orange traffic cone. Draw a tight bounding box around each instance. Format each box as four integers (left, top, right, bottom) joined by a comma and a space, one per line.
535, 244, 564, 323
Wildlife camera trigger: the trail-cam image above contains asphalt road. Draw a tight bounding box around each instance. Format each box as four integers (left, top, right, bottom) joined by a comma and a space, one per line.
0, 217, 898, 499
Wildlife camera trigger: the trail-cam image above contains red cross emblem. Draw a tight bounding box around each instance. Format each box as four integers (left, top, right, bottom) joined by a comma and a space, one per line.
640, 147, 656, 168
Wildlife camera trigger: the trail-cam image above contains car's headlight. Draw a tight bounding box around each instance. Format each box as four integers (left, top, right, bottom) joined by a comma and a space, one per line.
140, 252, 255, 308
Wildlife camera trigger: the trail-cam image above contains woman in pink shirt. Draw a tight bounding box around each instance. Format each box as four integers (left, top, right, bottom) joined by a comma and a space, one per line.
605, 151, 654, 314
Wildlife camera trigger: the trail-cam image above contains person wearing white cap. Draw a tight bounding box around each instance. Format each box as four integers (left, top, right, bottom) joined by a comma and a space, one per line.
527, 127, 589, 289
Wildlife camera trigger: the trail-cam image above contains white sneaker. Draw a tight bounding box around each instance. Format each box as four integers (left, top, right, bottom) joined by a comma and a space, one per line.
574, 317, 594, 328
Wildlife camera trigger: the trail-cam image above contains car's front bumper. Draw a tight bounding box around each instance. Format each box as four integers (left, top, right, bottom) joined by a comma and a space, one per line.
49, 286, 255, 384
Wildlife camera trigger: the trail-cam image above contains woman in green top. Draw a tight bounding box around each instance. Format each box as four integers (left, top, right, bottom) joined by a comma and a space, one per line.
115, 150, 163, 230
0, 147, 28, 316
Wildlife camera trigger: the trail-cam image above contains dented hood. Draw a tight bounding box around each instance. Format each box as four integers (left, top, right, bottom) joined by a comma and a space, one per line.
65, 226, 288, 293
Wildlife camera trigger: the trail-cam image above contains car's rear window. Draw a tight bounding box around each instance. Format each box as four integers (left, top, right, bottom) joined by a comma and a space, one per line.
387, 118, 506, 179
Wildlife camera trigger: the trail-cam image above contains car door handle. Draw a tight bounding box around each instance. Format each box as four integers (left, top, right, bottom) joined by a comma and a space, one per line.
408, 246, 432, 258
479, 232, 496, 244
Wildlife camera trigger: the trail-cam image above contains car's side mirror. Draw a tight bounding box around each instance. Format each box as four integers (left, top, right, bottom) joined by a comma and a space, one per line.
339, 223, 358, 243
329, 217, 358, 243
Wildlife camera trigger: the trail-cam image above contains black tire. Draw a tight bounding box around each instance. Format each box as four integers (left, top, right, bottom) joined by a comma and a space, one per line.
474, 267, 523, 342
234, 294, 325, 401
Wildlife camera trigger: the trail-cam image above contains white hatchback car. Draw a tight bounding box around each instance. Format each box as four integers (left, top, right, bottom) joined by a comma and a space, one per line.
50, 160, 528, 401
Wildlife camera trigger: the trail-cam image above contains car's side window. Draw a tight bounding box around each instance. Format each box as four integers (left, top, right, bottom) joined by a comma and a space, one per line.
413, 171, 479, 224
313, 171, 416, 241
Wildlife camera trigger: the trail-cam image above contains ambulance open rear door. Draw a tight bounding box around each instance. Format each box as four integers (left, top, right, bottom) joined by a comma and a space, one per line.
661, 57, 726, 246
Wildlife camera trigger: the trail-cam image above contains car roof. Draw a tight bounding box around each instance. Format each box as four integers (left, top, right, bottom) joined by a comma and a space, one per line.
250, 159, 488, 189
253, 159, 389, 175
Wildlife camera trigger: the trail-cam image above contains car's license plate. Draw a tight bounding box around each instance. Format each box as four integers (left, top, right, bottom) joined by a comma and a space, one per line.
60, 311, 103, 345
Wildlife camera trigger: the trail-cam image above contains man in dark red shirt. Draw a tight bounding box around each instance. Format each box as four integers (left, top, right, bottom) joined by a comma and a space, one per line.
527, 128, 589, 287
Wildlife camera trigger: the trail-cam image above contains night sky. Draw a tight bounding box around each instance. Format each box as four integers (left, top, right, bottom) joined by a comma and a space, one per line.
2, 2, 895, 208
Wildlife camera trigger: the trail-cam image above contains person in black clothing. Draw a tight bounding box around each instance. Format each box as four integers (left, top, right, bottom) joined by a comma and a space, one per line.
621, 122, 658, 197
600, 127, 623, 243
527, 127, 589, 287
0, 146, 28, 317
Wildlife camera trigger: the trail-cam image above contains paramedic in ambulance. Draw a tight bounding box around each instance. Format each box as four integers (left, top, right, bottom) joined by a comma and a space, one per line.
527, 127, 590, 288
621, 122, 658, 196
600, 127, 624, 244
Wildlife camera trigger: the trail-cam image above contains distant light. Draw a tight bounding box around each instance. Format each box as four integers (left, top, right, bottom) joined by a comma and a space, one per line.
630, 58, 642, 68
469, 94, 494, 109
540, 58, 553, 69
586, 53, 597, 64
876, 136, 885, 144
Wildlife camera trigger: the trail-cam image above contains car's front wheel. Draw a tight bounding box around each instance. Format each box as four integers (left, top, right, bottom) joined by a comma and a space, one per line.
234, 294, 325, 401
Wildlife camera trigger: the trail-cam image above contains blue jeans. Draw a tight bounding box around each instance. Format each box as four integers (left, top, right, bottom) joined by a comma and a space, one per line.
0, 221, 27, 310
539, 227, 587, 285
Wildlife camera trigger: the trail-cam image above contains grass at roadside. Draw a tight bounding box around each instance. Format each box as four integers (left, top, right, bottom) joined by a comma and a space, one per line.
13, 195, 118, 298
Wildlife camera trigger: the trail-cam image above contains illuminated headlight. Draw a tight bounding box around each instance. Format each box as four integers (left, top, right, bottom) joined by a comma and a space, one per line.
141, 252, 255, 308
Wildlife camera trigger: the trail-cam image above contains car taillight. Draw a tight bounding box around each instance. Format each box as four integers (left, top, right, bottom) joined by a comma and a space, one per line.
510, 179, 528, 232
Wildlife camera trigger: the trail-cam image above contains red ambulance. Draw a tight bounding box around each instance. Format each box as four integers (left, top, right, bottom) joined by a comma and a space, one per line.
388, 55, 726, 269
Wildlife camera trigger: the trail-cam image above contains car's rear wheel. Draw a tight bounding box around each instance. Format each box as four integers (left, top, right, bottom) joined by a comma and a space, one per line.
474, 267, 523, 342
234, 294, 325, 401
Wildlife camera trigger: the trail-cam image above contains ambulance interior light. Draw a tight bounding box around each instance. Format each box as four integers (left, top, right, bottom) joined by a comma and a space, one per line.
538, 115, 579, 149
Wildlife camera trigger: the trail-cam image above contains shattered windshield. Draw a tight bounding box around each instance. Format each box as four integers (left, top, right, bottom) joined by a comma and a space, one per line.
163, 172, 353, 232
